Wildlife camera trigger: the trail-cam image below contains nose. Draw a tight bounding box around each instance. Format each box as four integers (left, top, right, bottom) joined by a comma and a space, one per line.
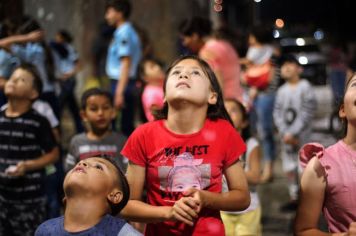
179, 71, 189, 79
78, 161, 88, 167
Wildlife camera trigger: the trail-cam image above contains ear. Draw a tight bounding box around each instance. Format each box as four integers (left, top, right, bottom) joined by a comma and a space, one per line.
241, 119, 249, 129
339, 103, 346, 119
29, 89, 39, 100
80, 110, 88, 122
208, 91, 217, 105
110, 109, 117, 120
107, 189, 123, 205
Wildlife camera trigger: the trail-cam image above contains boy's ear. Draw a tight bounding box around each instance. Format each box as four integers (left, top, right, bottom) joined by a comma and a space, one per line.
29, 89, 39, 100
80, 110, 88, 122
107, 189, 123, 205
208, 91, 217, 105
111, 109, 117, 120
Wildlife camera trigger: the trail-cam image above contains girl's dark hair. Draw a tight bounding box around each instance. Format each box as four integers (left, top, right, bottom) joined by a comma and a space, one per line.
154, 55, 233, 125
101, 155, 130, 216
17, 15, 56, 82
178, 16, 212, 38
224, 98, 251, 140
58, 29, 73, 43
81, 87, 113, 109
15, 63, 43, 96
106, 0, 131, 19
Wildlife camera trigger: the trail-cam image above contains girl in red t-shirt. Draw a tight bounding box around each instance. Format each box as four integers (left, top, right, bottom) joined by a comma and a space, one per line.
121, 55, 250, 236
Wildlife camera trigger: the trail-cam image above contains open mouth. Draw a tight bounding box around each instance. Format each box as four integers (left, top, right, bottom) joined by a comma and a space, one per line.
73, 166, 86, 173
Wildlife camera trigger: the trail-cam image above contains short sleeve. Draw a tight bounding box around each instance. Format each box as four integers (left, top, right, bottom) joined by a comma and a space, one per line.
299, 142, 325, 169
121, 126, 147, 167
118, 223, 143, 236
223, 125, 246, 168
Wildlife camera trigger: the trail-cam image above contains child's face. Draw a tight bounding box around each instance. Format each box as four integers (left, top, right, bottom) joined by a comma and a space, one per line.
281, 61, 302, 81
4, 68, 37, 100
224, 100, 245, 130
165, 58, 217, 107
81, 95, 115, 131
143, 60, 164, 82
64, 157, 119, 197
105, 7, 121, 26
170, 167, 201, 192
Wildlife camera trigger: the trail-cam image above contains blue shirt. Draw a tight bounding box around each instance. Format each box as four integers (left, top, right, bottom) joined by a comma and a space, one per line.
52, 43, 79, 77
0, 49, 20, 79
35, 214, 142, 236
106, 22, 141, 80
11, 43, 55, 92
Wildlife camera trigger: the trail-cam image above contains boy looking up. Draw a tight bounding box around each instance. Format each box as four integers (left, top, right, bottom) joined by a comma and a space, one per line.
0, 63, 59, 236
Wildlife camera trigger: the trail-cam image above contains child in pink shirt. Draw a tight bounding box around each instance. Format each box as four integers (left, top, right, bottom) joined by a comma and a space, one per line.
295, 72, 356, 235
140, 58, 164, 122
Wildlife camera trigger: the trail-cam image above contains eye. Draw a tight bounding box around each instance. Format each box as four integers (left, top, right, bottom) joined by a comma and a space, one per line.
94, 164, 103, 170
191, 70, 201, 75
171, 70, 180, 75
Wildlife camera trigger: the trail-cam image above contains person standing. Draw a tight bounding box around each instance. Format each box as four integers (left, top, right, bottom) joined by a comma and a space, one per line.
105, 0, 142, 136
273, 55, 316, 211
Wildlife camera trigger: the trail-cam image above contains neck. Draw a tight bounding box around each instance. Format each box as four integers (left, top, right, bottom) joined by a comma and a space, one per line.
64, 196, 107, 232
287, 76, 300, 85
6, 99, 32, 117
166, 103, 207, 134
115, 19, 126, 28
87, 129, 110, 140
344, 125, 356, 150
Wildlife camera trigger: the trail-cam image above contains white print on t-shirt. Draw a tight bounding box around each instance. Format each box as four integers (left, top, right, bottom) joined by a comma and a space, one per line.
158, 152, 211, 200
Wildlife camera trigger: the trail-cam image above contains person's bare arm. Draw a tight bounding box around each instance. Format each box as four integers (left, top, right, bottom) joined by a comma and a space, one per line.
294, 156, 344, 236
184, 161, 250, 212
0, 31, 43, 49
114, 56, 131, 109
245, 146, 262, 185
7, 146, 59, 176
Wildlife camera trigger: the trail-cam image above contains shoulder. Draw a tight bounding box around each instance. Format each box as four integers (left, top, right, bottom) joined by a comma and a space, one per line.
70, 133, 87, 143
35, 216, 63, 235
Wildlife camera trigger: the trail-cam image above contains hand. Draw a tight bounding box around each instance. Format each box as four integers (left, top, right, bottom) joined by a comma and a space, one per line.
27, 30, 44, 42
283, 134, 299, 146
183, 188, 204, 213
347, 222, 356, 236
5, 161, 26, 176
169, 196, 200, 226
114, 93, 124, 109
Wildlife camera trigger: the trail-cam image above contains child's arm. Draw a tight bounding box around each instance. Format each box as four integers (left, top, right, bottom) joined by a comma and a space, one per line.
244, 145, 262, 185
294, 156, 334, 236
8, 146, 59, 176
0, 31, 43, 48
184, 161, 250, 212
121, 162, 198, 226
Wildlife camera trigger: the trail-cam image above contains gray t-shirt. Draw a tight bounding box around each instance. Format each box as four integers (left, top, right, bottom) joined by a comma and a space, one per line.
65, 132, 127, 172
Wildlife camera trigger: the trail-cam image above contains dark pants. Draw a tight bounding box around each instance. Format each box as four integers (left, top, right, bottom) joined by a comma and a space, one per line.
0, 201, 46, 236
110, 79, 137, 136
58, 78, 83, 133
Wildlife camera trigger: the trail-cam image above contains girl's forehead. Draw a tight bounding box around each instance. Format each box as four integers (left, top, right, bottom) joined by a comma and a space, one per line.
174, 59, 201, 68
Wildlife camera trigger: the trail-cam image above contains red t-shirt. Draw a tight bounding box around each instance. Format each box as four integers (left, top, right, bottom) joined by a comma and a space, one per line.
121, 119, 246, 236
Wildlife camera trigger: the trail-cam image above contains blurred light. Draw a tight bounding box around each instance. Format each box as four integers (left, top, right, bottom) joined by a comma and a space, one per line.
296, 38, 305, 46
273, 30, 280, 38
275, 18, 284, 28
214, 4, 223, 12
254, 0, 262, 3
299, 56, 308, 65
215, 0, 223, 4
314, 30, 324, 40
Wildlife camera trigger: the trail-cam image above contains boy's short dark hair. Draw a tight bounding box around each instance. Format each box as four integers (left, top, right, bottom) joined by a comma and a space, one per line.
106, 0, 131, 19
281, 54, 301, 66
81, 88, 113, 109
101, 155, 130, 216
58, 29, 73, 43
178, 16, 212, 37
16, 63, 43, 96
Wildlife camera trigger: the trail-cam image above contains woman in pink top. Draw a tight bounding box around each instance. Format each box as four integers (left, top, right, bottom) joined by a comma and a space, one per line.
178, 17, 244, 103
295, 72, 356, 235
